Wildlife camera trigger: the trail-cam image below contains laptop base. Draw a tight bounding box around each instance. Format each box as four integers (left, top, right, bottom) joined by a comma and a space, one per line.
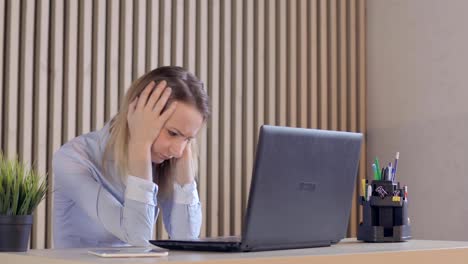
150, 239, 243, 252
150, 239, 332, 252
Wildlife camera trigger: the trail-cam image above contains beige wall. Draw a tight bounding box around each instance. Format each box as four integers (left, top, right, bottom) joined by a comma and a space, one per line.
1, 0, 366, 248
367, 0, 468, 240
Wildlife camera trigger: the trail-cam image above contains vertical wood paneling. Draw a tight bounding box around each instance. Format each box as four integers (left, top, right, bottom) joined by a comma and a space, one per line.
4, 0, 20, 157
32, 0, 49, 249
241, 0, 254, 222
347, 0, 358, 237
106, 0, 120, 120
329, 0, 338, 131
196, 0, 209, 238
287, 0, 297, 127
159, 0, 172, 65
1, 0, 367, 248
172, 0, 184, 66
308, 0, 319, 128
92, 0, 106, 131
264, 0, 275, 125
339, 0, 348, 131
63, 0, 78, 143
20, 0, 36, 247
348, 2, 357, 133
319, 0, 328, 129
0, 0, 4, 150
298, 0, 308, 128
276, 0, 286, 126
254, 0, 265, 143
207, 0, 220, 237
219, 0, 232, 236
119, 0, 133, 100
183, 0, 195, 71
77, 0, 92, 135
358, 0, 366, 155
231, 0, 243, 236
19, 0, 35, 165
148, 0, 160, 70
133, 0, 146, 78
48, 0, 64, 248
357, 0, 367, 233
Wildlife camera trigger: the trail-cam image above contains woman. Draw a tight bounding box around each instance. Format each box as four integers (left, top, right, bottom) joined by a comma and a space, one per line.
53, 66, 209, 248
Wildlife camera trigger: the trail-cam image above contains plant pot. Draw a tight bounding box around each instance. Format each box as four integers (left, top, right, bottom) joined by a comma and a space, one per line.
0, 215, 33, 252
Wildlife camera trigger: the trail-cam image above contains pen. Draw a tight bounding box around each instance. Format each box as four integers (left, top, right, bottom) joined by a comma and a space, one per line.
393, 152, 399, 179
367, 185, 372, 201
374, 157, 382, 180
388, 163, 392, 181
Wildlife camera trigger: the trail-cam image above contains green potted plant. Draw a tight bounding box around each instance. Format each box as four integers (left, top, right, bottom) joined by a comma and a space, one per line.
0, 153, 47, 252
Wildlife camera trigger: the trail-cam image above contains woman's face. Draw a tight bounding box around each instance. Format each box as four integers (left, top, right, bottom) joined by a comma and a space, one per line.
151, 101, 204, 164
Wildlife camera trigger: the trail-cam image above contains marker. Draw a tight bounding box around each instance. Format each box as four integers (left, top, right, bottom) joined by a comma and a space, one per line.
404, 186, 408, 200
374, 157, 382, 180
361, 179, 366, 198
372, 164, 379, 180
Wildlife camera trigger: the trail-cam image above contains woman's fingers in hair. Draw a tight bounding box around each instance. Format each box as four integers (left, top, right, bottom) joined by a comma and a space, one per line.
159, 102, 177, 123
145, 80, 168, 111
152, 85, 172, 114
127, 97, 138, 117
136, 81, 157, 110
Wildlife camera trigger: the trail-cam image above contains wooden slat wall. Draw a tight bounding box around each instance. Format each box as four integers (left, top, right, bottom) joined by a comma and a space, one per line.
0, 0, 367, 249
0, 0, 4, 149
19, 0, 34, 249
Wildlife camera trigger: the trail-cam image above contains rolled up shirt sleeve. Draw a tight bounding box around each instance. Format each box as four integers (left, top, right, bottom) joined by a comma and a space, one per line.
160, 181, 202, 239
125, 175, 157, 206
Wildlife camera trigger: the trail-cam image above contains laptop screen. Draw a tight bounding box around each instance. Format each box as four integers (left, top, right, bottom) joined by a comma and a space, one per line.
242, 125, 363, 249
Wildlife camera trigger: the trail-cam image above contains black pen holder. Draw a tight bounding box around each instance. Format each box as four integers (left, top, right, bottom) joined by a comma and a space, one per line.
357, 180, 411, 242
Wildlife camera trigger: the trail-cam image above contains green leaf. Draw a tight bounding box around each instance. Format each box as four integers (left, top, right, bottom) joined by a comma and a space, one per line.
0, 152, 48, 216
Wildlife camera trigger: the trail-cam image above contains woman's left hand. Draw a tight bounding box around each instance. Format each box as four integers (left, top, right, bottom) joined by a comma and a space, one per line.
172, 142, 195, 185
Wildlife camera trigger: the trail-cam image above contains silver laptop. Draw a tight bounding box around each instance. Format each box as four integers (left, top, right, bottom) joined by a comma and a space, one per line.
150, 125, 363, 252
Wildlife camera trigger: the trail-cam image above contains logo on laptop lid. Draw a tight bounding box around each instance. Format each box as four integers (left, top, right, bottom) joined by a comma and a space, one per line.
299, 182, 316, 192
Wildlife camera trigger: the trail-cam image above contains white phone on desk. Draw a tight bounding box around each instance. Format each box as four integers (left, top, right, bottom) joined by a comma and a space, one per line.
87, 247, 169, 258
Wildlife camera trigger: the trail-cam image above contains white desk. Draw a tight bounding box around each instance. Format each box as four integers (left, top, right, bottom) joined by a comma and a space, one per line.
2, 238, 468, 264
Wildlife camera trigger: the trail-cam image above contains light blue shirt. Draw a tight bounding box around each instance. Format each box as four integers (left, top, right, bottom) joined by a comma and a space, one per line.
52, 122, 202, 248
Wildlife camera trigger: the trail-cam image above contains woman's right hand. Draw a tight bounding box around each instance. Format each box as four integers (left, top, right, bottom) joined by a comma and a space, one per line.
127, 80, 177, 146
127, 80, 177, 181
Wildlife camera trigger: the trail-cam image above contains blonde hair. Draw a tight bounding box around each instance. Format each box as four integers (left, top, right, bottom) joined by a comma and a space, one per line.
102, 66, 210, 198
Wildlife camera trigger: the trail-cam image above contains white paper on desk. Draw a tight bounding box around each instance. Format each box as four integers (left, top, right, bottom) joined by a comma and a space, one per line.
87, 247, 169, 258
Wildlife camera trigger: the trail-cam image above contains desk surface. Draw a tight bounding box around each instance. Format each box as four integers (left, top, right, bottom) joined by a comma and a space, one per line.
3, 238, 468, 264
